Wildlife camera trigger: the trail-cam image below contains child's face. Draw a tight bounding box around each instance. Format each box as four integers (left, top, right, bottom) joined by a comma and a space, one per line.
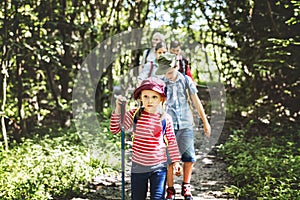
155, 47, 167, 59
141, 90, 163, 113
170, 46, 181, 55
165, 66, 179, 82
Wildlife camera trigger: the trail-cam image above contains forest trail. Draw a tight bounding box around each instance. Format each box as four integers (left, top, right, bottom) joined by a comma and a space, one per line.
72, 121, 237, 200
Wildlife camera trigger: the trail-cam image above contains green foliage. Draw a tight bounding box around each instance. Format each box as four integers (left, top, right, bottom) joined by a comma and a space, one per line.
1, 1, 299, 199
157, 0, 300, 130
220, 129, 300, 199
0, 126, 119, 199
0, 0, 150, 140
219, 0, 300, 127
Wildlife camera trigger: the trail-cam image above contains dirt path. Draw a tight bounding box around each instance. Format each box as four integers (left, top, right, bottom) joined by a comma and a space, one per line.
158, 130, 236, 200
73, 149, 235, 200
72, 123, 236, 200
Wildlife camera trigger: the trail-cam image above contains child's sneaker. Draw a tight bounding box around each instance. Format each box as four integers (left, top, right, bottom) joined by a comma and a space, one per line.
181, 183, 193, 200
165, 187, 176, 200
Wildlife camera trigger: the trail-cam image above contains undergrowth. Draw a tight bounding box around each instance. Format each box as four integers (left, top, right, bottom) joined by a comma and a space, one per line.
0, 123, 120, 200
219, 129, 300, 199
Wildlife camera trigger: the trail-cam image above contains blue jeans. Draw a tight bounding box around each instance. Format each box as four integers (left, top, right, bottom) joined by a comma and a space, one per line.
131, 167, 167, 200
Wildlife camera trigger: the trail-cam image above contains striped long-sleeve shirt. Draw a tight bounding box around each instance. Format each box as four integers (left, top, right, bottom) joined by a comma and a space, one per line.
110, 108, 180, 167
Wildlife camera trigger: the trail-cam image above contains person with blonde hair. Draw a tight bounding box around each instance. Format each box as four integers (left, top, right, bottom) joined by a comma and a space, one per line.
140, 32, 166, 65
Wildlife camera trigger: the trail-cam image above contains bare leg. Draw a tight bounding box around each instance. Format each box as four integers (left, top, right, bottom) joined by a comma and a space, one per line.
166, 162, 193, 186
183, 162, 193, 183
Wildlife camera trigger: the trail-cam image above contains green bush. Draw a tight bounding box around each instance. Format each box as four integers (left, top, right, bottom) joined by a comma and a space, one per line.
0, 126, 120, 200
220, 130, 300, 199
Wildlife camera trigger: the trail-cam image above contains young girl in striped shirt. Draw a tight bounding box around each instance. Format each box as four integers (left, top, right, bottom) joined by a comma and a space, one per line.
110, 77, 181, 200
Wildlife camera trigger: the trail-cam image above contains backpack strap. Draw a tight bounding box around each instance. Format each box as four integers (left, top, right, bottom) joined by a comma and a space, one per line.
183, 75, 193, 111
164, 85, 168, 97
179, 59, 186, 74
147, 61, 153, 78
183, 75, 191, 99
161, 118, 168, 146
132, 107, 143, 142
144, 48, 151, 64
182, 57, 189, 74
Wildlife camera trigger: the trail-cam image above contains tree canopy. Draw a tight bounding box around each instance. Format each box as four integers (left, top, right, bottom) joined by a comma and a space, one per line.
1, 0, 299, 148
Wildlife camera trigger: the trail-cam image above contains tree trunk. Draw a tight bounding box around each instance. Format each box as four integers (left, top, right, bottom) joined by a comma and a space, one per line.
1, 56, 9, 151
